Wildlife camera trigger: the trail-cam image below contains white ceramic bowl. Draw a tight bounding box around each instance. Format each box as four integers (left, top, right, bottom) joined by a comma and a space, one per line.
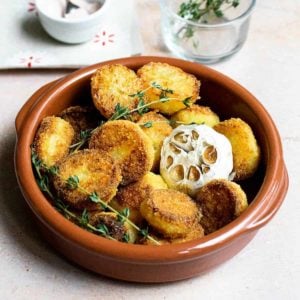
35, 0, 110, 44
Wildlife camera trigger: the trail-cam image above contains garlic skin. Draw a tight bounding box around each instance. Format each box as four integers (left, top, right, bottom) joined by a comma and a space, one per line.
160, 124, 233, 196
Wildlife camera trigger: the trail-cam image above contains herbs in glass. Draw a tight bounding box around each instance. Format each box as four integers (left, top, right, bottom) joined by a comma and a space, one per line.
160, 0, 255, 63
177, 0, 240, 39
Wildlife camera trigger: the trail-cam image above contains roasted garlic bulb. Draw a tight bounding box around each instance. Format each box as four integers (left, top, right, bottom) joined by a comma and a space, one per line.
160, 124, 233, 196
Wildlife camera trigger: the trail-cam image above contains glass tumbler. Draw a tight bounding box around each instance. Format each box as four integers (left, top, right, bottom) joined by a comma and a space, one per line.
160, 0, 256, 64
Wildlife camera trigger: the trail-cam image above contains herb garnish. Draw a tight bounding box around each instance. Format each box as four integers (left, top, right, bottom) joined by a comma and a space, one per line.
177, 0, 240, 39
31, 149, 118, 240
69, 82, 193, 151
31, 148, 161, 245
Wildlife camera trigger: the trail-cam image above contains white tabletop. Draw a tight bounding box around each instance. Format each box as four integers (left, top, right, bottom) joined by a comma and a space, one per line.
0, 0, 299, 299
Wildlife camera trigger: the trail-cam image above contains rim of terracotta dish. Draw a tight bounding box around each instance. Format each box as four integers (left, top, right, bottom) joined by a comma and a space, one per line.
16, 56, 285, 263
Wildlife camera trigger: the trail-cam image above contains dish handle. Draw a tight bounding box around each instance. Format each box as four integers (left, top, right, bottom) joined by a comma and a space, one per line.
245, 163, 288, 232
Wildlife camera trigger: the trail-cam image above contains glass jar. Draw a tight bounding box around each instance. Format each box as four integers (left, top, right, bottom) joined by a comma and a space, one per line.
160, 0, 256, 64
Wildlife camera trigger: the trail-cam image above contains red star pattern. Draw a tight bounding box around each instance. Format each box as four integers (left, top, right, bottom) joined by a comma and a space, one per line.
94, 30, 115, 46
19, 56, 41, 68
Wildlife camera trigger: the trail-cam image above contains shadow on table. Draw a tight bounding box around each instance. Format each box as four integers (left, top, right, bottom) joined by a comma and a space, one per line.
21, 13, 61, 46
0, 128, 185, 286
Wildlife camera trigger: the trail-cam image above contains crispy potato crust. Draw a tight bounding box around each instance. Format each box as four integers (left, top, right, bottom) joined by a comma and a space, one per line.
195, 179, 248, 234
89, 212, 137, 243
140, 189, 200, 238
89, 120, 154, 185
137, 62, 200, 115
91, 64, 142, 119
170, 224, 204, 244
58, 106, 100, 143
214, 118, 261, 180
53, 149, 122, 210
171, 104, 220, 127
33, 116, 75, 167
111, 172, 167, 223
137, 111, 173, 171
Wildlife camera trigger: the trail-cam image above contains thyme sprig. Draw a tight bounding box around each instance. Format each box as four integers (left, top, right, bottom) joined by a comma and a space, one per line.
69, 128, 94, 152
69, 82, 193, 151
31, 148, 161, 245
177, 0, 240, 39
55, 199, 116, 241
31, 148, 117, 241
138, 119, 194, 129
178, 0, 240, 22
76, 184, 161, 245
110, 81, 191, 121
66, 175, 79, 190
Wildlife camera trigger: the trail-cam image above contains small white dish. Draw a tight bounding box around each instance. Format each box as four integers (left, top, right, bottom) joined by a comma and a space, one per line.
35, 0, 109, 44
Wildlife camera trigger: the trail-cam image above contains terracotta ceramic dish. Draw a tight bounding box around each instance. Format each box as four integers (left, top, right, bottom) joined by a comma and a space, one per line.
14, 56, 288, 282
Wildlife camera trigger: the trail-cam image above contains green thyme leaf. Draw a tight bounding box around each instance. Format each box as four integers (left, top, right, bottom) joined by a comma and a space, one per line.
48, 165, 59, 175
110, 103, 130, 120
151, 82, 174, 94
122, 207, 130, 219
137, 91, 145, 100
123, 232, 130, 243
232, 0, 240, 8
177, 0, 240, 38
143, 121, 153, 128
159, 97, 170, 103
66, 175, 79, 190
129, 90, 145, 99
151, 81, 162, 89
183, 96, 192, 107
137, 99, 150, 115
89, 192, 107, 210
140, 227, 149, 238
184, 26, 194, 38
117, 207, 130, 223
80, 129, 93, 140
97, 223, 110, 237
80, 209, 89, 226
31, 150, 42, 168
168, 119, 177, 127
54, 199, 68, 212
214, 9, 223, 17
89, 191, 100, 203
38, 176, 49, 192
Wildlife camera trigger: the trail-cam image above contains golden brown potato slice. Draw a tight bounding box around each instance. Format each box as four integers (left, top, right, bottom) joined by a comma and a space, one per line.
139, 230, 170, 245
140, 189, 200, 238
137, 62, 200, 115
110, 172, 168, 224
195, 179, 248, 234
53, 149, 122, 210
171, 104, 220, 127
33, 116, 75, 167
89, 120, 154, 185
214, 118, 261, 180
89, 212, 137, 243
170, 224, 204, 244
91, 64, 142, 119
141, 224, 204, 245
137, 111, 173, 171
58, 106, 100, 143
